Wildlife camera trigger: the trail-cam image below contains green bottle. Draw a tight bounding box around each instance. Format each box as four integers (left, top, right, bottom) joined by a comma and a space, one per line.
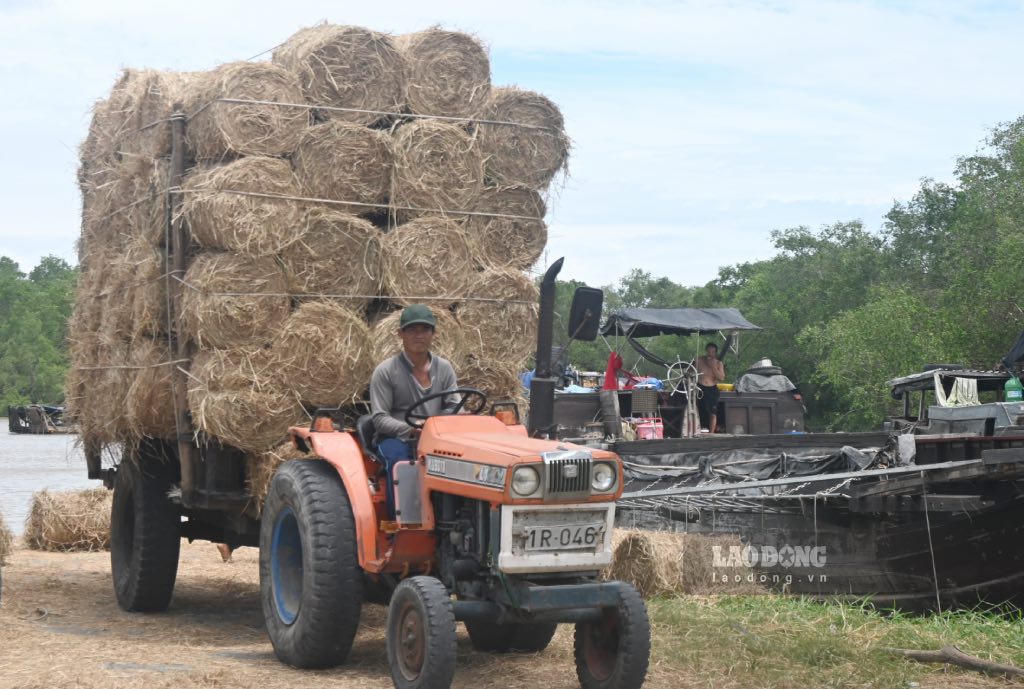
1006, 374, 1024, 402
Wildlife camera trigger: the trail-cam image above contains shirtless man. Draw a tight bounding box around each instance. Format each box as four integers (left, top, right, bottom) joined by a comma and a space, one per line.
696, 342, 726, 433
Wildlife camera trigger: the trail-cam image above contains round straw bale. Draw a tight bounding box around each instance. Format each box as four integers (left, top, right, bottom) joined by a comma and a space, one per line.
380, 216, 475, 306
125, 339, 176, 440
0, 511, 13, 565
112, 236, 167, 340
269, 300, 373, 407
125, 158, 170, 247
96, 264, 137, 347
459, 358, 525, 406
79, 69, 151, 171
87, 339, 134, 447
458, 268, 539, 363
187, 61, 308, 160
370, 307, 465, 369
247, 442, 309, 512
391, 119, 483, 217
180, 252, 291, 349
477, 87, 569, 189
292, 121, 392, 209
604, 529, 762, 597
189, 387, 304, 453
23, 488, 112, 552
465, 186, 547, 270
124, 70, 199, 158
272, 24, 404, 125
182, 157, 303, 255
190, 346, 278, 393
279, 209, 382, 306
395, 28, 491, 118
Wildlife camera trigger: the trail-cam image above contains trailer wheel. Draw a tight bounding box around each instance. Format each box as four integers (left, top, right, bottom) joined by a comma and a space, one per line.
574, 583, 650, 689
260, 459, 362, 668
110, 453, 181, 612
387, 576, 457, 689
464, 619, 557, 653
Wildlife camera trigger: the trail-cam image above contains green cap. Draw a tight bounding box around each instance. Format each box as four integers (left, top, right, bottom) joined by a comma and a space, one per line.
399, 304, 437, 330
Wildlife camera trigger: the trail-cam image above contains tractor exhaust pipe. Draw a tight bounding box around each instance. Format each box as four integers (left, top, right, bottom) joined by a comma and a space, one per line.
528, 258, 563, 437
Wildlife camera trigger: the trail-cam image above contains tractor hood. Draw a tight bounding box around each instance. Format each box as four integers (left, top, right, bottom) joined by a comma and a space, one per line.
419, 415, 614, 465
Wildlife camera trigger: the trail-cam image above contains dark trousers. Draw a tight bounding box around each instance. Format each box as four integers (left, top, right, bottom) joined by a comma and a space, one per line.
697, 384, 720, 430
377, 438, 415, 518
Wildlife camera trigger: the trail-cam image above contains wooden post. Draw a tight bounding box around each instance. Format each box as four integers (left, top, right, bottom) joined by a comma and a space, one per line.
167, 109, 196, 499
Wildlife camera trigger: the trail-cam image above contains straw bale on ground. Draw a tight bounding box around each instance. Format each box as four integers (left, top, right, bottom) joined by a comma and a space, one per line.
246, 442, 308, 513
395, 28, 491, 118
605, 529, 762, 598
477, 86, 569, 190
380, 216, 476, 306
182, 157, 303, 255
180, 252, 291, 349
390, 119, 484, 216
370, 307, 465, 369
125, 339, 176, 440
279, 209, 382, 305
273, 24, 404, 125
458, 268, 539, 363
291, 121, 392, 210
0, 511, 12, 565
23, 489, 112, 552
465, 185, 547, 270
270, 300, 373, 407
187, 61, 308, 160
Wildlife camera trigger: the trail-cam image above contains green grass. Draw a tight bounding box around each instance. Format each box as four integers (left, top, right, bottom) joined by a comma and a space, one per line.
647, 596, 1024, 688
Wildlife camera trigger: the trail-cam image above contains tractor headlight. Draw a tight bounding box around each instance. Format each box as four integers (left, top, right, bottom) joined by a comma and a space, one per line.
592, 462, 617, 492
512, 465, 541, 496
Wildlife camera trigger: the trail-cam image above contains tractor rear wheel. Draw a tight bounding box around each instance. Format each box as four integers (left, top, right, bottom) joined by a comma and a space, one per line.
260, 459, 362, 668
573, 583, 650, 689
464, 619, 558, 653
386, 576, 457, 689
110, 448, 181, 612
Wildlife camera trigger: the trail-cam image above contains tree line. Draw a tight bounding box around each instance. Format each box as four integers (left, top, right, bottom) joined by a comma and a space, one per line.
3, 117, 1022, 429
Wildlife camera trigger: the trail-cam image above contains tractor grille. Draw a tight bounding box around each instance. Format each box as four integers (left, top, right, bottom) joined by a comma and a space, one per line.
542, 451, 592, 499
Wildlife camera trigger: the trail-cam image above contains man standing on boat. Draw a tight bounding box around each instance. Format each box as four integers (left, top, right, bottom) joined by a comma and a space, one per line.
696, 342, 726, 433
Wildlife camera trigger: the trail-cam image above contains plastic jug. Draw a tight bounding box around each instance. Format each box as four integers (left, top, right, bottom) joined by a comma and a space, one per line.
1006, 375, 1024, 402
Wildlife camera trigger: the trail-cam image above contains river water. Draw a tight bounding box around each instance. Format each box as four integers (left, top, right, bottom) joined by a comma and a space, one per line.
0, 422, 96, 535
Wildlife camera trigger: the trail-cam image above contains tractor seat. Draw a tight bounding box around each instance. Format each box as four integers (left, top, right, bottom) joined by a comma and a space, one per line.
356, 414, 378, 457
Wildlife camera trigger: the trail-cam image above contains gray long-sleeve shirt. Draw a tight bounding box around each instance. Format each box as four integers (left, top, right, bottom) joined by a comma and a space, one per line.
369, 352, 459, 440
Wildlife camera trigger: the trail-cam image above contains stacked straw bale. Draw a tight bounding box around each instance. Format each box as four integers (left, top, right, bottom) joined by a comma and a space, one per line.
71, 23, 570, 506
23, 489, 112, 552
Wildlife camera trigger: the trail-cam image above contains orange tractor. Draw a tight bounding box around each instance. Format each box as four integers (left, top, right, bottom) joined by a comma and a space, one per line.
105, 259, 650, 689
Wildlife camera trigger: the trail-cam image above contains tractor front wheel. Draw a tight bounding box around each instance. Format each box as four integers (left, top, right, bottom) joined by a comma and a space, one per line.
386, 576, 457, 689
573, 583, 650, 689
259, 459, 362, 668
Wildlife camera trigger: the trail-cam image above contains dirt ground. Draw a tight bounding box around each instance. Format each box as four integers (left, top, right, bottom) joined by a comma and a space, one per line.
0, 540, 682, 689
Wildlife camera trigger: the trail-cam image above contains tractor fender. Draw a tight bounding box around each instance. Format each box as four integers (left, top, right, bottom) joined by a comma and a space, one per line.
290, 428, 378, 570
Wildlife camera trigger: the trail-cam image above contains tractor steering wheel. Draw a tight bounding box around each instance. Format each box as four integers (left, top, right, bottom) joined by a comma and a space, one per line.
404, 387, 489, 429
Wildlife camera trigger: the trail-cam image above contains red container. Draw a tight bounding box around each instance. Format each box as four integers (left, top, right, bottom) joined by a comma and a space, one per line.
634, 417, 664, 440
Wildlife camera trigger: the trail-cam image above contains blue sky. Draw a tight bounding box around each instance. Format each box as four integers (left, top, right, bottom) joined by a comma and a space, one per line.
1, 0, 1023, 288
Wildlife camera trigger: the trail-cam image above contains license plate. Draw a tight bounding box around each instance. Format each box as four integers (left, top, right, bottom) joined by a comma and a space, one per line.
524, 523, 605, 551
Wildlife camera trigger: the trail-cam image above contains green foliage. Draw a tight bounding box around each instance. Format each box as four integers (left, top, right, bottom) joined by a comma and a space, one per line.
0, 256, 77, 408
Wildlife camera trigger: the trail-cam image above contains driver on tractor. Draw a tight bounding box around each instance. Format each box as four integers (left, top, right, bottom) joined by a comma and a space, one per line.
369, 304, 460, 510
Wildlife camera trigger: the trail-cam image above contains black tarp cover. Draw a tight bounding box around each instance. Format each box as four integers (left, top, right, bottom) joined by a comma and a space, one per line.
1004, 330, 1024, 369
601, 307, 762, 338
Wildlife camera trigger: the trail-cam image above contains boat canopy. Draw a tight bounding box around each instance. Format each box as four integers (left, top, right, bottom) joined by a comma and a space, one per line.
887, 368, 1010, 399
601, 307, 762, 338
